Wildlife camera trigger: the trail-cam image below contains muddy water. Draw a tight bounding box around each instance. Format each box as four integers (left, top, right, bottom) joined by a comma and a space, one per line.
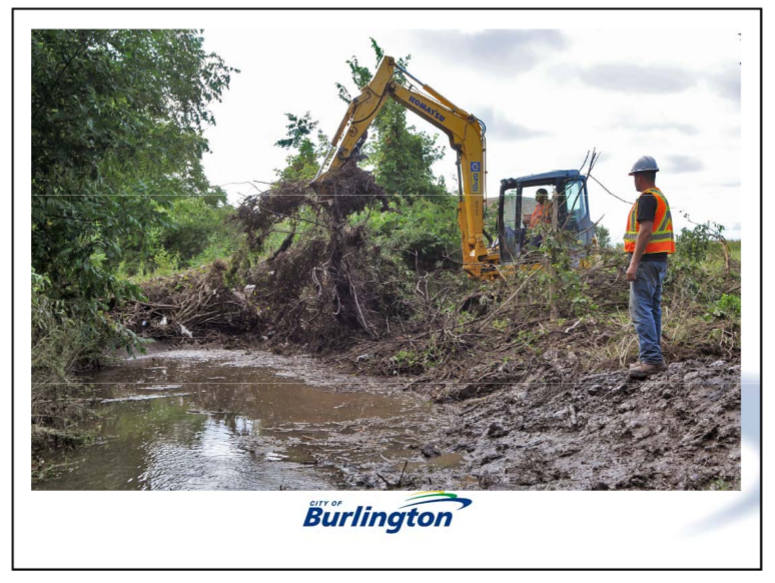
34, 347, 459, 490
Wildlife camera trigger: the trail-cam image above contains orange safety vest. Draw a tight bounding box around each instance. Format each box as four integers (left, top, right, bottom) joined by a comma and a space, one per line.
529, 201, 550, 228
623, 188, 675, 254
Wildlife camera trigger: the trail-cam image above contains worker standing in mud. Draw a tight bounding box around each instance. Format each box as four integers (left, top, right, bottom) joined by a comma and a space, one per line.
624, 156, 675, 377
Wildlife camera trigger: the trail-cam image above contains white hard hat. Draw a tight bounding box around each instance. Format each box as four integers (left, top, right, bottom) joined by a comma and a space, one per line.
628, 155, 660, 175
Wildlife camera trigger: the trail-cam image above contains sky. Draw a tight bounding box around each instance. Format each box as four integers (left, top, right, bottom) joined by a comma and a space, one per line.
200, 28, 742, 242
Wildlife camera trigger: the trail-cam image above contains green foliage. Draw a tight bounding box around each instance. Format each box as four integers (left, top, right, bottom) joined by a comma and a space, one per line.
365, 196, 460, 271
335, 38, 397, 103
535, 227, 596, 316
706, 293, 741, 320
369, 102, 449, 197
117, 197, 243, 278
150, 248, 181, 278
491, 318, 509, 332
676, 221, 724, 263
666, 255, 727, 308
160, 199, 242, 267
263, 39, 455, 272
274, 112, 330, 183
32, 270, 141, 390
595, 224, 612, 248
275, 112, 319, 150
32, 29, 236, 356
707, 478, 734, 491
32, 29, 236, 313
389, 343, 443, 374
727, 240, 741, 262
329, 39, 456, 270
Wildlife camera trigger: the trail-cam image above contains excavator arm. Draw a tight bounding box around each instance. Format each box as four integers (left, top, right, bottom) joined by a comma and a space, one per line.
313, 56, 498, 279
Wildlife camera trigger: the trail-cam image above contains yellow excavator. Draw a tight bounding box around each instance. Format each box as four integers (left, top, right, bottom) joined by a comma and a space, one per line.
312, 56, 595, 279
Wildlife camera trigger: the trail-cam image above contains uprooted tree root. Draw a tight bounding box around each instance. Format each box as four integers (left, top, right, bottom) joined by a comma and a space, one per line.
232, 163, 404, 347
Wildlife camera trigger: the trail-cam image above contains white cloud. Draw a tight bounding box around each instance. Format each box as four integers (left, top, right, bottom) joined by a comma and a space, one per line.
707, 67, 741, 104
577, 63, 698, 94
607, 116, 700, 136
415, 30, 567, 74
474, 105, 550, 140
664, 155, 705, 174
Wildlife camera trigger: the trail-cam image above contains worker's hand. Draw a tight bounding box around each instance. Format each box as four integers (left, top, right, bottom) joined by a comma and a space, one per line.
626, 262, 638, 282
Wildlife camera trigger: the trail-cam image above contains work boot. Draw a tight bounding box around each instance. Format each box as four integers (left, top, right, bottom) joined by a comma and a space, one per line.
628, 361, 666, 379
628, 361, 642, 369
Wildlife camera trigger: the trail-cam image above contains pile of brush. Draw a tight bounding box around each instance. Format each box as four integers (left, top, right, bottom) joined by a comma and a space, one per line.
121, 260, 263, 343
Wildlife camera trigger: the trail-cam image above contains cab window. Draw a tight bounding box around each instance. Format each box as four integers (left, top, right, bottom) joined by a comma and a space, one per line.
562, 179, 587, 225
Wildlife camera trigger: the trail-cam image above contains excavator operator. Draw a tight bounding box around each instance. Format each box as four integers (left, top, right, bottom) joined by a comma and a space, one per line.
523, 188, 553, 248
524, 188, 552, 229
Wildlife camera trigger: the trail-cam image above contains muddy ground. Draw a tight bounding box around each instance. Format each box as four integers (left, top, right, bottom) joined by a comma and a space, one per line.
316, 352, 741, 491
231, 342, 741, 491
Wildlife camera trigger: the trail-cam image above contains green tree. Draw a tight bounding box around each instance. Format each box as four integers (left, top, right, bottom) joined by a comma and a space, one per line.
31, 29, 236, 323
595, 224, 612, 248
274, 112, 330, 183
119, 198, 244, 277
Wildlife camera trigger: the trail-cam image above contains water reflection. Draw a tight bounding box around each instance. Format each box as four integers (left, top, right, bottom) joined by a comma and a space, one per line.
34, 349, 437, 491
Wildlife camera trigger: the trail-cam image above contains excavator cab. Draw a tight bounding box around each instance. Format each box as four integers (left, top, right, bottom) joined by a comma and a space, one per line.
496, 170, 594, 264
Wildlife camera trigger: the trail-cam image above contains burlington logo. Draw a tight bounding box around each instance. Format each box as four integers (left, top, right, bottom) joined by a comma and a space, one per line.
303, 491, 473, 534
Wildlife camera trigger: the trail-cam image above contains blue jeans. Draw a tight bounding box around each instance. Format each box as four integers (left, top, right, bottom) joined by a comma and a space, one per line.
629, 261, 668, 364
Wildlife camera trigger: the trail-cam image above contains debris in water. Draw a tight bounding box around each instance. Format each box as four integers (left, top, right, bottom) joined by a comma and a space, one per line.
137, 384, 183, 391
266, 452, 289, 462
100, 393, 190, 403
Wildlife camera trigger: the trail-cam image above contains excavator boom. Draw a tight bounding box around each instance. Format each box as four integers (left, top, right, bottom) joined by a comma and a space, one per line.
313, 56, 499, 279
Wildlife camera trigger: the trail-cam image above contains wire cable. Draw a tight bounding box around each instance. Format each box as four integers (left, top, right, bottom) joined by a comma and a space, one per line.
588, 173, 634, 205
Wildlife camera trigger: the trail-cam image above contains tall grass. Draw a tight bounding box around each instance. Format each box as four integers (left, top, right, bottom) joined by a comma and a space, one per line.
31, 272, 102, 450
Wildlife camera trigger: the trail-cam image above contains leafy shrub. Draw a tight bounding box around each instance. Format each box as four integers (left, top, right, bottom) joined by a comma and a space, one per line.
706, 293, 741, 320
677, 222, 724, 263
120, 198, 244, 278
366, 197, 460, 271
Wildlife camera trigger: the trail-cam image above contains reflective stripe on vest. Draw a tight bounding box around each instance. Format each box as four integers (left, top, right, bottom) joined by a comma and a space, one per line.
623, 188, 675, 254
